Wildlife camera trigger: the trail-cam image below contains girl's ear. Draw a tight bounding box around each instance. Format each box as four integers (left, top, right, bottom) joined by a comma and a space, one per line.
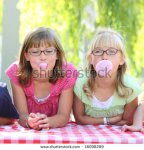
88, 54, 92, 64
24, 52, 30, 61
119, 54, 125, 65
56, 54, 58, 60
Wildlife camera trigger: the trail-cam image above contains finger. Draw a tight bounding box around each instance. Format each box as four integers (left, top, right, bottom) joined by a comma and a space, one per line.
29, 117, 41, 124
121, 125, 128, 132
31, 124, 42, 130
122, 125, 143, 132
36, 112, 41, 116
34, 113, 47, 121
39, 123, 50, 129
29, 113, 36, 118
140, 128, 144, 133
38, 117, 48, 124
33, 126, 42, 130
42, 127, 50, 130
121, 125, 135, 132
29, 120, 42, 128
38, 114, 47, 119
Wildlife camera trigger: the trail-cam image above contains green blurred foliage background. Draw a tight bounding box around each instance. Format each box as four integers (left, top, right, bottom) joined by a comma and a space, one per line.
1, 0, 144, 80
0, 0, 2, 33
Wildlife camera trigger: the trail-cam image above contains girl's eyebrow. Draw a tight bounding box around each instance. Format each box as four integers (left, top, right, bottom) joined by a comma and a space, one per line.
29, 47, 56, 50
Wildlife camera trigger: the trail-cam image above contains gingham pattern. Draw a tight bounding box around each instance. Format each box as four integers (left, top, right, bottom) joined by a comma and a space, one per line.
0, 122, 144, 144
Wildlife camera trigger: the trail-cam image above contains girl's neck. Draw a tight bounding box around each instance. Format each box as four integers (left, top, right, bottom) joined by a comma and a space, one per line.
95, 75, 116, 89
34, 77, 49, 83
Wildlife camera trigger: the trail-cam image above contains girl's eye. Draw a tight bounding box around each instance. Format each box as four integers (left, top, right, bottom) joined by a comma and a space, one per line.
45, 48, 56, 55
95, 50, 102, 53
29, 50, 40, 56
31, 51, 40, 54
45, 50, 53, 53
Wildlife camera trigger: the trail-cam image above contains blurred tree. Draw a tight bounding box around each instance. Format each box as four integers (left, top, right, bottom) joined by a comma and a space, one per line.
17, 0, 144, 77
17, 0, 92, 67
0, 0, 3, 33
97, 0, 144, 76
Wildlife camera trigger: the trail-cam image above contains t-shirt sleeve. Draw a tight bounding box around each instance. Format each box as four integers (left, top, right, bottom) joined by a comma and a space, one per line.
5, 62, 20, 86
0, 82, 19, 119
73, 71, 93, 106
74, 78, 82, 100
62, 63, 79, 90
125, 75, 142, 104
74, 71, 87, 100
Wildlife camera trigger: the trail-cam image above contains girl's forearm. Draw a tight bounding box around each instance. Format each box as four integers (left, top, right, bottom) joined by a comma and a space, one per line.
75, 114, 123, 125
115, 103, 144, 126
0, 117, 14, 125
18, 113, 29, 128
115, 120, 129, 126
74, 115, 105, 125
48, 114, 71, 128
132, 103, 144, 127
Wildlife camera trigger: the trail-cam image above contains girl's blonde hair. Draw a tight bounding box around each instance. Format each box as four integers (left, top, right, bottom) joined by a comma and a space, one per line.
17, 27, 66, 86
83, 28, 133, 99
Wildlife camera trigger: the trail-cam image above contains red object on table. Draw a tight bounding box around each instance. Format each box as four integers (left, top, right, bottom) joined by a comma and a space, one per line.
0, 122, 144, 144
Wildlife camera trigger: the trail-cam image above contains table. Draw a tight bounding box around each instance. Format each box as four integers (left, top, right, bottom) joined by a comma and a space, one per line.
0, 122, 144, 144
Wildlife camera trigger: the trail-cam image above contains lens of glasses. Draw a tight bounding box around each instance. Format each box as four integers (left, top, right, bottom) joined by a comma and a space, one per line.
92, 49, 103, 56
29, 48, 56, 56
44, 48, 56, 55
92, 48, 118, 56
29, 50, 41, 56
106, 49, 118, 55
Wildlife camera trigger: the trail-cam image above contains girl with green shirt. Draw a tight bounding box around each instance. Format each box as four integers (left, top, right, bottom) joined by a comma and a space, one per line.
73, 28, 142, 129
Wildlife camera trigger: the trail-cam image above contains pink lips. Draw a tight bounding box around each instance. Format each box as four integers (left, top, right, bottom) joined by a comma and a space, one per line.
95, 60, 113, 77
39, 63, 48, 69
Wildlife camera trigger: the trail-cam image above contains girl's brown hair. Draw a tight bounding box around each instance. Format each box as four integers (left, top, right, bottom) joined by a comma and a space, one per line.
17, 27, 66, 86
83, 28, 133, 99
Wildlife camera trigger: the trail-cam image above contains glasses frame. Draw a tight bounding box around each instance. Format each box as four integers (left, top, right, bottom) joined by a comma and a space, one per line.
91, 48, 120, 56
28, 48, 57, 56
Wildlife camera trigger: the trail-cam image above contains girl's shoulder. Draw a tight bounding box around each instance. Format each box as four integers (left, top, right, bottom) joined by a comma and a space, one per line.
73, 69, 89, 98
62, 62, 78, 72
74, 69, 88, 87
52, 62, 78, 92
5, 61, 20, 86
123, 74, 142, 103
5, 61, 19, 73
61, 62, 79, 81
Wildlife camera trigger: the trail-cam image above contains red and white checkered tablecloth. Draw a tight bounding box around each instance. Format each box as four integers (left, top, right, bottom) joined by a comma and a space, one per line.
0, 122, 144, 144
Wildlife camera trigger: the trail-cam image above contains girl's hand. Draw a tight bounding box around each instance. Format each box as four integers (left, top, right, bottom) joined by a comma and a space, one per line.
110, 114, 123, 124
122, 124, 144, 133
38, 117, 50, 130
28, 113, 47, 130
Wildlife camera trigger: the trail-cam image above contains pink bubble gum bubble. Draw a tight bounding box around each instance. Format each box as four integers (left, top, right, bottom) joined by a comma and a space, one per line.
39, 63, 48, 69
95, 60, 113, 77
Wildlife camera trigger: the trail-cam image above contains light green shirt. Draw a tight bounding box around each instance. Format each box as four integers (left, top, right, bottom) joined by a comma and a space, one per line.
74, 73, 142, 118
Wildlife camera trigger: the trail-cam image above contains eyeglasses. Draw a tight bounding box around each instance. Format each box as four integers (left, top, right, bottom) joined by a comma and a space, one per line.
92, 48, 120, 56
28, 47, 56, 56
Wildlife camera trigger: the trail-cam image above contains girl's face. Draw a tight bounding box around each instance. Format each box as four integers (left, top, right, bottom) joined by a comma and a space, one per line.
90, 46, 125, 76
25, 45, 57, 77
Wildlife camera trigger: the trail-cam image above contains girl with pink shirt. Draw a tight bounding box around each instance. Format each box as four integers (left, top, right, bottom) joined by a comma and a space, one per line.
6, 27, 78, 130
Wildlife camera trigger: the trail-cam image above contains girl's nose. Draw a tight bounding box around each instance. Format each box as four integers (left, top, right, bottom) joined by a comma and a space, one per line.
40, 52, 47, 60
101, 52, 108, 60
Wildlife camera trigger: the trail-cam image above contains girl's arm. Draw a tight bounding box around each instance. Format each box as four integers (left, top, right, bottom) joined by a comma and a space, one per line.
0, 117, 14, 125
10, 81, 29, 126
39, 87, 74, 129
122, 102, 144, 132
115, 98, 138, 126
10, 81, 41, 129
73, 94, 122, 125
